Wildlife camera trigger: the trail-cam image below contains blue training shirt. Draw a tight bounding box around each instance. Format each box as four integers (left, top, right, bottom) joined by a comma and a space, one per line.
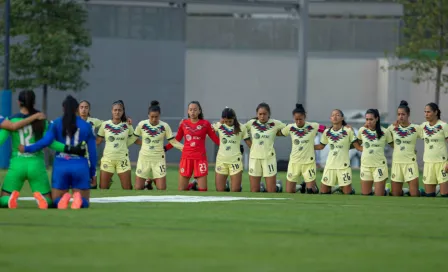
25, 116, 97, 177
0, 115, 4, 125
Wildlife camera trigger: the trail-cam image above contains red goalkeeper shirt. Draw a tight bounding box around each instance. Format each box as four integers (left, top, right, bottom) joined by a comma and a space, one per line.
165, 119, 220, 160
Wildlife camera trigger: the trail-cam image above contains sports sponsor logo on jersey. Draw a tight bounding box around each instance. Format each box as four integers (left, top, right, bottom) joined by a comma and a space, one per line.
186, 134, 192, 141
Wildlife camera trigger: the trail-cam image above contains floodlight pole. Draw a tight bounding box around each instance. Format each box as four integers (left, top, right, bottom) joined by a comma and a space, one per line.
297, 0, 309, 108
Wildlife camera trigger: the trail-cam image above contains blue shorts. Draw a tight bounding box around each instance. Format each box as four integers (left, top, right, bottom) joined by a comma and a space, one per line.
52, 158, 90, 190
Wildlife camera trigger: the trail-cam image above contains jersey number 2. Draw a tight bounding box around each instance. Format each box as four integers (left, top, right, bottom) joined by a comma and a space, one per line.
19, 125, 33, 145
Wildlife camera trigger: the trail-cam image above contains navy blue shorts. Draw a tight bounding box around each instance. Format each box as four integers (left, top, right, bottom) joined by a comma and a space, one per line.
52, 158, 90, 190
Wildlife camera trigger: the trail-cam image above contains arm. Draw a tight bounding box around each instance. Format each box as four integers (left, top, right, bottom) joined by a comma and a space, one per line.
87, 131, 98, 178
314, 143, 326, 150
127, 134, 138, 146
244, 138, 252, 148
49, 141, 66, 152
168, 138, 183, 151
351, 140, 363, 152
24, 124, 56, 153
134, 138, 142, 145
207, 124, 220, 146
165, 124, 184, 151
0, 112, 45, 131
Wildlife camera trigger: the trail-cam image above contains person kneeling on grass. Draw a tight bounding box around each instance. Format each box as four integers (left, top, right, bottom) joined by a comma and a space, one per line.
20, 95, 97, 209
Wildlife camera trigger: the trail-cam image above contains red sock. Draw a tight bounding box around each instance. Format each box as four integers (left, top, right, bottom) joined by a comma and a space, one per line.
198, 188, 207, 192
186, 183, 195, 190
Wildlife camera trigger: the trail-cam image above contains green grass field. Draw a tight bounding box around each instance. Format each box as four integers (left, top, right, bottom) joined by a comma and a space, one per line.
0, 166, 447, 271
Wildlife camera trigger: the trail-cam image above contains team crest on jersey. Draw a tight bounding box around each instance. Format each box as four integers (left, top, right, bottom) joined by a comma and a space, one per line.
362, 129, 383, 141
326, 129, 348, 142
290, 125, 314, 138
394, 126, 416, 138
218, 125, 235, 137
197, 125, 202, 130
186, 134, 192, 141
252, 121, 275, 132
142, 124, 165, 137
105, 123, 128, 135
423, 124, 442, 137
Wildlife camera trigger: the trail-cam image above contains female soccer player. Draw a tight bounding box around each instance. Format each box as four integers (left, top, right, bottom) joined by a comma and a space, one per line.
280, 104, 324, 194
1, 90, 85, 209
78, 100, 132, 189
165, 101, 220, 191
315, 109, 360, 194
134, 101, 183, 190
214, 107, 251, 192
96, 100, 135, 190
245, 103, 286, 193
357, 109, 393, 196
0, 112, 46, 131
420, 103, 448, 197
21, 95, 97, 209
388, 101, 421, 197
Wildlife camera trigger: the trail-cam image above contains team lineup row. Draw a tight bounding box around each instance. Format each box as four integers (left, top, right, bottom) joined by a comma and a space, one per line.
0, 91, 448, 209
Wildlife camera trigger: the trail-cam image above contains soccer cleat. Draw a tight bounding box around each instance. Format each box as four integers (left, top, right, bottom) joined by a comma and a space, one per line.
385, 183, 391, 196
295, 181, 306, 193
436, 185, 440, 196
71, 192, 83, 210
260, 182, 267, 192
145, 179, 154, 190
187, 179, 198, 191
402, 188, 410, 196
225, 179, 230, 192
8, 191, 20, 209
58, 193, 72, 209
33, 192, 48, 209
276, 180, 283, 193
331, 185, 341, 194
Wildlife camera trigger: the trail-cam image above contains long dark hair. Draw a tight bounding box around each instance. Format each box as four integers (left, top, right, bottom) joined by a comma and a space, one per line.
398, 100, 410, 115
188, 101, 204, 120
253, 102, 271, 120
79, 100, 91, 117
426, 102, 441, 119
292, 103, 306, 117
62, 95, 79, 138
148, 100, 161, 114
221, 107, 241, 134
366, 109, 383, 139
112, 100, 127, 122
18, 90, 45, 140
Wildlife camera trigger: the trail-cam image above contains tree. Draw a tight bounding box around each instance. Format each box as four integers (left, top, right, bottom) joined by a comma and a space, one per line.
0, 0, 92, 113
387, 0, 448, 105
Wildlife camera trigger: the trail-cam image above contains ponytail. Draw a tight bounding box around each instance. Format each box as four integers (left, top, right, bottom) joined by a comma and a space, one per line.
18, 90, 45, 140
292, 103, 306, 117
62, 95, 79, 138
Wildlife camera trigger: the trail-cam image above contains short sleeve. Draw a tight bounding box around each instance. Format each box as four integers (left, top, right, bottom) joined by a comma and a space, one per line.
357, 127, 364, 141
320, 129, 328, 145
276, 120, 287, 131
348, 128, 356, 142
443, 123, 448, 138
241, 124, 249, 140
385, 129, 393, 143
245, 120, 253, 132
97, 123, 105, 137
281, 124, 291, 136
134, 122, 142, 137
128, 125, 134, 136
416, 125, 423, 139
165, 123, 174, 140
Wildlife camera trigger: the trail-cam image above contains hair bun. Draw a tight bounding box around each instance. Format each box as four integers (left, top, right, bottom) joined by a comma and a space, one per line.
296, 103, 303, 109
150, 100, 160, 106
399, 100, 408, 107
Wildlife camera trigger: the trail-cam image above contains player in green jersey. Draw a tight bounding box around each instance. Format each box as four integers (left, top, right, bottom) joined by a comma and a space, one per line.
1, 90, 85, 209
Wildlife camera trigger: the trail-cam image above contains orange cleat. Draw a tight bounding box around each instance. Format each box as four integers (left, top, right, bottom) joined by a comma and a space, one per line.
57, 193, 71, 209
71, 192, 82, 210
33, 192, 48, 210
8, 191, 20, 209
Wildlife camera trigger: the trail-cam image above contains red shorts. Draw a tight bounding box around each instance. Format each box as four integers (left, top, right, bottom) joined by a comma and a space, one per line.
179, 158, 208, 178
